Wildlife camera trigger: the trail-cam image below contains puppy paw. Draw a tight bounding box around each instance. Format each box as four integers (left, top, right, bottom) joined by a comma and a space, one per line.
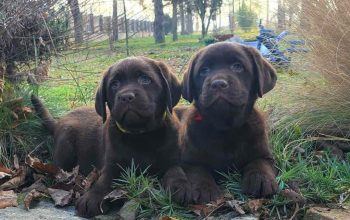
75, 190, 104, 218
242, 172, 278, 197
162, 166, 192, 205
191, 180, 221, 204
169, 178, 193, 205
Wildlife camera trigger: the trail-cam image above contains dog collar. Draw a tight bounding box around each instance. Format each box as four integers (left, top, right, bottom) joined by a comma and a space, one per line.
115, 111, 168, 134
193, 112, 204, 121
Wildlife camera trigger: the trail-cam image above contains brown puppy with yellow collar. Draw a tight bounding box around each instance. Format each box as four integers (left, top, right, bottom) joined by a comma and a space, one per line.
32, 57, 182, 217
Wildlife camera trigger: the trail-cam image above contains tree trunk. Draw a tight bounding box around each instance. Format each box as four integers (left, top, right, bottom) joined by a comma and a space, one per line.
68, 0, 83, 44
205, 12, 214, 36
122, 0, 129, 56
186, 1, 193, 34
266, 0, 269, 25
112, 0, 118, 41
153, 0, 165, 43
277, 0, 286, 30
179, 0, 186, 34
200, 16, 206, 39
172, 0, 178, 41
89, 13, 94, 34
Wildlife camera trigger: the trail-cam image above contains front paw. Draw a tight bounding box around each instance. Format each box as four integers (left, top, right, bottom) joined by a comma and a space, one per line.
242, 172, 278, 197
191, 180, 221, 204
167, 178, 192, 205
75, 190, 104, 218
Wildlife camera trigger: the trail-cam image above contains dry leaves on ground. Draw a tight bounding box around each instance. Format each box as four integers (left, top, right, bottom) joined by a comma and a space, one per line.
0, 155, 101, 210
0, 190, 18, 209
24, 189, 45, 210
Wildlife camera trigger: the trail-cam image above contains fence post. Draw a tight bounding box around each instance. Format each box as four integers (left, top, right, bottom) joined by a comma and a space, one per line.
99, 15, 104, 32
105, 16, 113, 50
89, 13, 94, 34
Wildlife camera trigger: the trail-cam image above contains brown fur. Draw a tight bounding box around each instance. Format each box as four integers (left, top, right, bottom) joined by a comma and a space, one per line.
32, 57, 182, 217
75, 57, 182, 218
163, 42, 278, 204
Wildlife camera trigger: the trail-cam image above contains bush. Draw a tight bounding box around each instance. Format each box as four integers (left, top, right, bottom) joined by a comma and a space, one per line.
202, 36, 217, 45
237, 1, 257, 32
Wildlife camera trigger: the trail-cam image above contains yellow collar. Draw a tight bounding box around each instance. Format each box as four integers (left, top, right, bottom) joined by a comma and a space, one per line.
115, 111, 168, 134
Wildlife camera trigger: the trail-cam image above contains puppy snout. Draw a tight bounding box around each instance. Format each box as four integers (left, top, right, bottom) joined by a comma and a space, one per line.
210, 79, 229, 90
118, 92, 136, 104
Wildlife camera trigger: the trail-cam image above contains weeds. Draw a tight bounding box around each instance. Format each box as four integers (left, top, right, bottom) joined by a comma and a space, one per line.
113, 161, 194, 219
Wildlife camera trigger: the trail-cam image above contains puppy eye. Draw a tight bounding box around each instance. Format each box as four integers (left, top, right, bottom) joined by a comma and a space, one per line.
138, 74, 152, 85
230, 63, 244, 72
111, 80, 121, 90
199, 67, 210, 76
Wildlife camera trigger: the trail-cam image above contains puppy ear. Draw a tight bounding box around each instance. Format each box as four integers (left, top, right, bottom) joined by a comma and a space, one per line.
246, 46, 277, 97
182, 51, 200, 102
156, 61, 182, 113
95, 69, 110, 122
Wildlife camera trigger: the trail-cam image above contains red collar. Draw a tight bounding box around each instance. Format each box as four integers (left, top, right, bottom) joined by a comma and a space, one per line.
193, 112, 204, 121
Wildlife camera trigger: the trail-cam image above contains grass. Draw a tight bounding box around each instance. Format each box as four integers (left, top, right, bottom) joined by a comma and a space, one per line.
1, 31, 350, 219
114, 161, 194, 219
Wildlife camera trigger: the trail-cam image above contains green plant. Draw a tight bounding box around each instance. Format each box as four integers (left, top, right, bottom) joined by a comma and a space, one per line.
114, 161, 194, 219
202, 36, 217, 46
237, 1, 257, 32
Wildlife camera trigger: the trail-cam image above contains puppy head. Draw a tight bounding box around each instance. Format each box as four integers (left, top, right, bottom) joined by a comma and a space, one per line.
95, 57, 181, 132
183, 42, 277, 128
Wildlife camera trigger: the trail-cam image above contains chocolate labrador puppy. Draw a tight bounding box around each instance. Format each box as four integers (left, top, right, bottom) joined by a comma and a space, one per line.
30, 97, 105, 176
164, 42, 278, 204
33, 57, 182, 217
75, 57, 182, 217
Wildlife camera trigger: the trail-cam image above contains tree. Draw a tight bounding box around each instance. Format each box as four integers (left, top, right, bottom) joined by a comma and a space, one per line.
237, 0, 257, 32
112, 0, 118, 41
68, 0, 83, 44
193, 0, 223, 39
164, 14, 173, 35
153, 0, 166, 43
277, 0, 286, 30
179, 0, 186, 34
185, 1, 194, 34
172, 0, 178, 41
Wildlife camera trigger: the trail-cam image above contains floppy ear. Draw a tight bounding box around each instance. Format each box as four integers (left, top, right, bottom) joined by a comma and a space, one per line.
95, 69, 110, 122
246, 46, 277, 97
155, 61, 182, 113
182, 51, 201, 102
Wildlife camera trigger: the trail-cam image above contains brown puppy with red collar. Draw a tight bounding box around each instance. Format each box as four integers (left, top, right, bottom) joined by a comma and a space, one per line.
163, 42, 278, 204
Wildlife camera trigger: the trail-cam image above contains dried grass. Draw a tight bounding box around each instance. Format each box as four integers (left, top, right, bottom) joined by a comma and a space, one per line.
276, 0, 350, 137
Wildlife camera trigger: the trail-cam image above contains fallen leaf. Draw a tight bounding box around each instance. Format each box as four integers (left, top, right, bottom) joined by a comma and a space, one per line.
13, 155, 19, 170
0, 190, 18, 209
161, 216, 179, 220
281, 189, 306, 205
24, 189, 44, 210
0, 172, 11, 180
55, 166, 79, 185
100, 188, 127, 213
0, 166, 28, 190
82, 167, 100, 191
22, 106, 32, 114
191, 197, 227, 217
103, 188, 127, 202
22, 179, 48, 194
48, 188, 73, 207
245, 199, 267, 212
191, 204, 211, 216
0, 163, 12, 175
25, 155, 60, 176
227, 200, 245, 215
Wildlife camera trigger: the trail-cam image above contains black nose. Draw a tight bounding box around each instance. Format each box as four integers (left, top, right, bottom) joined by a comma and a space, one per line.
211, 79, 229, 90
118, 92, 136, 103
